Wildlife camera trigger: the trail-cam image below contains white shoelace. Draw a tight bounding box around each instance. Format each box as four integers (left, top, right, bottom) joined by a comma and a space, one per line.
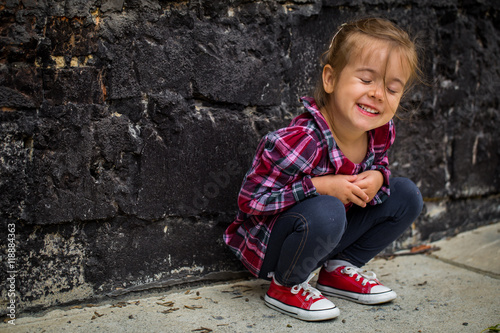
341, 267, 378, 286
290, 273, 322, 301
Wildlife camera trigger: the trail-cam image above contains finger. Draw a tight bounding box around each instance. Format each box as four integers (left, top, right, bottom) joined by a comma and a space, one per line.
347, 190, 368, 207
350, 183, 369, 199
352, 180, 369, 190
344, 174, 358, 182
351, 179, 368, 188
349, 195, 367, 207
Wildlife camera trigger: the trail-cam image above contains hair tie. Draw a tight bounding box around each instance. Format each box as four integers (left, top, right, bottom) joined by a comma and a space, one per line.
329, 23, 347, 49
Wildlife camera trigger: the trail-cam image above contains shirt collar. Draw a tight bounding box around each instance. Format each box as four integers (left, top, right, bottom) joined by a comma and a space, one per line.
300, 96, 341, 167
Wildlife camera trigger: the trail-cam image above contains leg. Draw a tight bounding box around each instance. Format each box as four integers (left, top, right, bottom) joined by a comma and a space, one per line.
259, 195, 347, 286
260, 195, 345, 321
316, 177, 423, 304
332, 177, 423, 267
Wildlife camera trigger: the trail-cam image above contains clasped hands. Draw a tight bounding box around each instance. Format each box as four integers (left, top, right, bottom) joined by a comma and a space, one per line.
311, 170, 384, 208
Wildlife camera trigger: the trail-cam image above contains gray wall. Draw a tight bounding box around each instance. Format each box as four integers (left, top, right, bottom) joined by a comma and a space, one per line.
1, 0, 499, 313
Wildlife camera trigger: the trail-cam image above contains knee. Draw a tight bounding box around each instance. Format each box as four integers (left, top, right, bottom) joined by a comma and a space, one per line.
299, 196, 346, 257
304, 196, 347, 236
391, 177, 423, 217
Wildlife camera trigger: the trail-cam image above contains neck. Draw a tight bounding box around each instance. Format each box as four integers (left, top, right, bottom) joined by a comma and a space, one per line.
320, 107, 366, 145
321, 107, 368, 164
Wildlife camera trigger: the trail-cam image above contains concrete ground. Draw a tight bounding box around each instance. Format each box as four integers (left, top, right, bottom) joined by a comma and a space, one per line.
3, 223, 500, 333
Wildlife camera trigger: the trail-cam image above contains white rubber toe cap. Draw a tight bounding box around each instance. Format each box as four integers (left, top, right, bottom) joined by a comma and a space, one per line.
310, 298, 336, 311
371, 285, 392, 294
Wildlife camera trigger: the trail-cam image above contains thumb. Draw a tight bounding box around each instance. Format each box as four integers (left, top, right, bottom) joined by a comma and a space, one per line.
346, 174, 358, 182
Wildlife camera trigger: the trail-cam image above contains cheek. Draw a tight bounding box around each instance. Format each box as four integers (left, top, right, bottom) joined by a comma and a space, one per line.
388, 95, 402, 107
386, 96, 402, 115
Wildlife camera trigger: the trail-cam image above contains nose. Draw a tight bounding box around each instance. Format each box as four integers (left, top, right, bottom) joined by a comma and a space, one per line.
369, 84, 384, 101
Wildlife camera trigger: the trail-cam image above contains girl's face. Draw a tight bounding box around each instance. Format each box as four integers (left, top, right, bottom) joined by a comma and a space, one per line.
323, 39, 410, 135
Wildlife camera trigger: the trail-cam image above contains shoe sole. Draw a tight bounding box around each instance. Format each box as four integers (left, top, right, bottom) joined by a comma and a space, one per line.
264, 294, 340, 321
316, 283, 397, 305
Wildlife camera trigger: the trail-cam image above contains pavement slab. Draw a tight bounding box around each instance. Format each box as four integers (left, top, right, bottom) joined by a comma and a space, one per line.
431, 223, 500, 277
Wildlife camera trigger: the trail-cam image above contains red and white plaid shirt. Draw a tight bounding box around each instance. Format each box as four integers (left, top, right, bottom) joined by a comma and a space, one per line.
224, 96, 395, 277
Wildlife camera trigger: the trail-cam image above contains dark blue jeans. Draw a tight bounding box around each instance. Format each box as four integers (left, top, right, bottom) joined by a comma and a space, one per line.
258, 177, 423, 286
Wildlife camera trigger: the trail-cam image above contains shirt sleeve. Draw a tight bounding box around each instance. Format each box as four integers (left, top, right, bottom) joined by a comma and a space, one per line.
369, 120, 396, 205
238, 128, 321, 216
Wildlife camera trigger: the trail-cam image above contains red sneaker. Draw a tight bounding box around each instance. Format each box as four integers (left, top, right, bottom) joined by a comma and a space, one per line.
317, 266, 397, 305
264, 274, 340, 321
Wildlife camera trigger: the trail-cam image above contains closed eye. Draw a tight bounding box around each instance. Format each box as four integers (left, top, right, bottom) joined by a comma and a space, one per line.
386, 85, 403, 94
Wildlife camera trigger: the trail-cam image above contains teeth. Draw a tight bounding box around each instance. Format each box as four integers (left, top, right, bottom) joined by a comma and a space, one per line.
359, 104, 378, 114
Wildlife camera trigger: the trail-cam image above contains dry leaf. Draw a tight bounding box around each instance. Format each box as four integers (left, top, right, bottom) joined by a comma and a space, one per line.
411, 244, 432, 253
185, 305, 203, 310
91, 311, 105, 320
162, 307, 179, 314
157, 301, 175, 307
111, 302, 129, 308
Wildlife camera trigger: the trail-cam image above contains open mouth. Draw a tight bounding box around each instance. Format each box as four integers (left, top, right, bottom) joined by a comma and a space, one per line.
358, 104, 379, 114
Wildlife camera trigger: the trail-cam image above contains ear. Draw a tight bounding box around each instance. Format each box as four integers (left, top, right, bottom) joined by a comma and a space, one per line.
322, 64, 335, 94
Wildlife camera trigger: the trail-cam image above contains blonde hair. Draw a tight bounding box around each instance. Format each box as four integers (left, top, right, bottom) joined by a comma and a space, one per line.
314, 17, 422, 109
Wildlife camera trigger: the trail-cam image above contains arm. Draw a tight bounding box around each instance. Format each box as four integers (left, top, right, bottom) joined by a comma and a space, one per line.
238, 130, 321, 216
310, 121, 395, 208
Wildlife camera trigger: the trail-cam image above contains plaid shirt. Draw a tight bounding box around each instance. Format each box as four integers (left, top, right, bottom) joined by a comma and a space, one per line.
224, 96, 395, 277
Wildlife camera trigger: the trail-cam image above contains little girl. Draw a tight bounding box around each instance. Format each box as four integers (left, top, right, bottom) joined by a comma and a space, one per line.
224, 17, 423, 321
